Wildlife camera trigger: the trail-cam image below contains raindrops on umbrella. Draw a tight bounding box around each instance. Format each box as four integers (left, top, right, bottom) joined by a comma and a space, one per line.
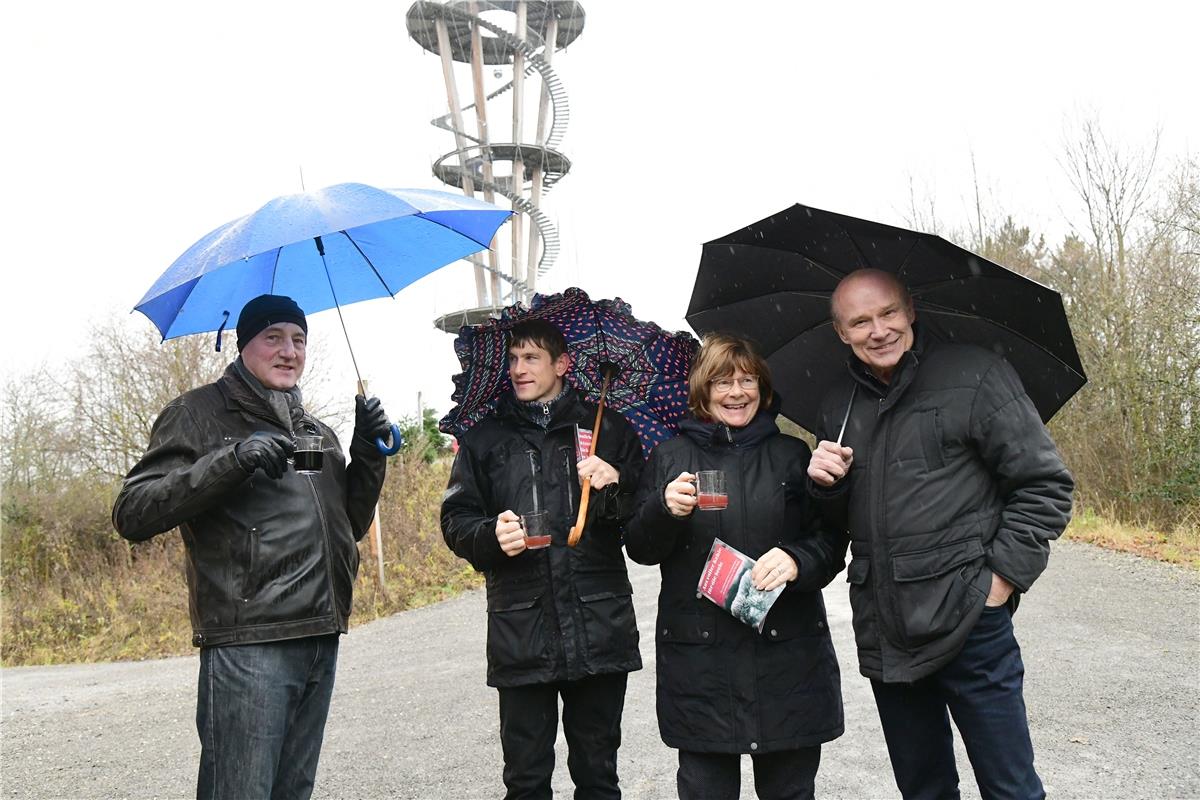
688, 202, 1087, 429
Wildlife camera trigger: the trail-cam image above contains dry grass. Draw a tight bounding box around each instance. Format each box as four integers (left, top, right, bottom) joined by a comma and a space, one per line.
2, 541, 194, 665
1, 453, 480, 667
1064, 506, 1200, 569
350, 454, 483, 625
1, 481, 194, 665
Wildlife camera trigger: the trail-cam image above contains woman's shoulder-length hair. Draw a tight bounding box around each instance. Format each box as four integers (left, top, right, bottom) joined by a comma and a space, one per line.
687, 332, 774, 421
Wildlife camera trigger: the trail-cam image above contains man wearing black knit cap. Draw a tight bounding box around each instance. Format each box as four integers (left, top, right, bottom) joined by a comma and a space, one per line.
114, 293, 392, 800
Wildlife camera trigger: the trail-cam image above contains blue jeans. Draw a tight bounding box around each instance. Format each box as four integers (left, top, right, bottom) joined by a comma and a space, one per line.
196, 634, 339, 800
871, 605, 1044, 800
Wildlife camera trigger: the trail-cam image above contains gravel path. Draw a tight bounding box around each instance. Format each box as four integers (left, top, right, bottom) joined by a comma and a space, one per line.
3, 540, 1198, 799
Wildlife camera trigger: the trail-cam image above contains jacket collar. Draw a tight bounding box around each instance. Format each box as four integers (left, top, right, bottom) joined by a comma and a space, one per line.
679, 393, 782, 449
218, 361, 307, 432
497, 384, 587, 432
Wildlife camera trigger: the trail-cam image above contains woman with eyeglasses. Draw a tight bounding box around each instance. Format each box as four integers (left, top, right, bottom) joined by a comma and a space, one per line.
625, 332, 847, 800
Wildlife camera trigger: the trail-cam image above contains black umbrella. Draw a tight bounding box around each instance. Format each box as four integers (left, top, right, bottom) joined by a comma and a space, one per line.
687, 203, 1086, 434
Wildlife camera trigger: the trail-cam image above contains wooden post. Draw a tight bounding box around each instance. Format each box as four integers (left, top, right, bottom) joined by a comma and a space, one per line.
468, 1, 503, 306
357, 378, 387, 592
510, 1, 528, 300
435, 16, 489, 307
525, 14, 556, 296
367, 509, 386, 588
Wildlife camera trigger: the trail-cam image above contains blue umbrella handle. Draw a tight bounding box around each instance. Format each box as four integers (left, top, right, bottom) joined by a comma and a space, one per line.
376, 423, 403, 456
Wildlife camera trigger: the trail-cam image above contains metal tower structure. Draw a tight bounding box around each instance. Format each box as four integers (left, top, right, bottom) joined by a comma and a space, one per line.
406, 1, 585, 332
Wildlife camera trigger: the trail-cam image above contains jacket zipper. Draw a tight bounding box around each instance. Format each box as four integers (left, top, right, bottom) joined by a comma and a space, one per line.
561, 448, 576, 516
873, 395, 908, 647
305, 475, 339, 620
242, 526, 259, 601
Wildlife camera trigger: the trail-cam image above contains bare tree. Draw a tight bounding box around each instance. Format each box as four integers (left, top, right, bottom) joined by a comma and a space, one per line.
1050, 123, 1198, 523
62, 317, 232, 479
1156, 157, 1199, 252
902, 174, 944, 235
1, 370, 75, 490
905, 124, 1197, 526
1060, 118, 1161, 285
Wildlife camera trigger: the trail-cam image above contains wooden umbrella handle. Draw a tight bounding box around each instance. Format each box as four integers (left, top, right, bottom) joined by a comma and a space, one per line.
567, 371, 611, 547
567, 478, 592, 547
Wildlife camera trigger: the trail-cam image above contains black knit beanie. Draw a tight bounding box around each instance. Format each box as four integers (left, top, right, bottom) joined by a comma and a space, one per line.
236, 294, 308, 351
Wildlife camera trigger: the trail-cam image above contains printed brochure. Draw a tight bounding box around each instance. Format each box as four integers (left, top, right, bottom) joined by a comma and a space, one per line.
574, 423, 594, 461
696, 538, 784, 632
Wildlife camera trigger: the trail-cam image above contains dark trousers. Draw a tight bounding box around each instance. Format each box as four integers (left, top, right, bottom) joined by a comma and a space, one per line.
196, 634, 339, 800
871, 605, 1044, 800
497, 672, 629, 800
677, 747, 821, 800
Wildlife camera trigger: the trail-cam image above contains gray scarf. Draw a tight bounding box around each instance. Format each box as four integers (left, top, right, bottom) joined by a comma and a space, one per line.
233, 357, 306, 434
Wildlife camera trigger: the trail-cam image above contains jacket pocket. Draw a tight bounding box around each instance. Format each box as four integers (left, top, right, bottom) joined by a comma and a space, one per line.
769, 480, 791, 545
655, 612, 728, 732
240, 526, 260, 602
890, 537, 985, 647
656, 613, 718, 645
845, 557, 879, 654
758, 596, 837, 697
757, 633, 841, 742
577, 578, 639, 665
559, 446, 577, 517
919, 409, 945, 471
486, 591, 550, 672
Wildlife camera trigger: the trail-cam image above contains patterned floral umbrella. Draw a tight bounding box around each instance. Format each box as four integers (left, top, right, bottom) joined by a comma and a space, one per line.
440, 286, 698, 459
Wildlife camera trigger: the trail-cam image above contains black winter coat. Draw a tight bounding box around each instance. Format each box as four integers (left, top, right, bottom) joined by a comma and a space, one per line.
625, 403, 846, 754
112, 363, 386, 647
811, 330, 1074, 683
440, 388, 643, 688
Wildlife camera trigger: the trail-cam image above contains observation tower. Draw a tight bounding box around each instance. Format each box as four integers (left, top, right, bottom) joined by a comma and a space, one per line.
406, 1, 585, 331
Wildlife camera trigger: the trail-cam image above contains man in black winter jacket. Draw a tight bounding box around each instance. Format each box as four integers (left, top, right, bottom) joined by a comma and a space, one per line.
807, 270, 1073, 800
113, 294, 391, 800
441, 318, 643, 800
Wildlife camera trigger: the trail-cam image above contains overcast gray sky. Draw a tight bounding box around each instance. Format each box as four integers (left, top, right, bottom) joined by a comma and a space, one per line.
4, 1, 1196, 428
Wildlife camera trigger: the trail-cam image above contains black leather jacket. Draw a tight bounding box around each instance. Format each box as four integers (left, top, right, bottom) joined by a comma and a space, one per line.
440, 387, 643, 688
112, 363, 385, 647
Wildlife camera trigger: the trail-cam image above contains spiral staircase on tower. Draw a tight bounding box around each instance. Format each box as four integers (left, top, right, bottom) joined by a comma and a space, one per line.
406, 1, 585, 332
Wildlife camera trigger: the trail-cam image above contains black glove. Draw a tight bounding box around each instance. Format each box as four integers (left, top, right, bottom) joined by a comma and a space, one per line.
354, 395, 391, 441
234, 432, 295, 479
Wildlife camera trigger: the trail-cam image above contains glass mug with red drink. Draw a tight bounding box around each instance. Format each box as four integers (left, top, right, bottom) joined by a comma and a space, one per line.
696, 470, 728, 511
292, 434, 324, 474
521, 511, 552, 549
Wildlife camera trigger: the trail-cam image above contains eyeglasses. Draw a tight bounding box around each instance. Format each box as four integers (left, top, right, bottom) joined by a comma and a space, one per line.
710, 376, 759, 393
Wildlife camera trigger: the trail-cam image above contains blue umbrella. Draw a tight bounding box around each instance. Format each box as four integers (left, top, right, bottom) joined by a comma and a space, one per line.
136, 182, 511, 454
